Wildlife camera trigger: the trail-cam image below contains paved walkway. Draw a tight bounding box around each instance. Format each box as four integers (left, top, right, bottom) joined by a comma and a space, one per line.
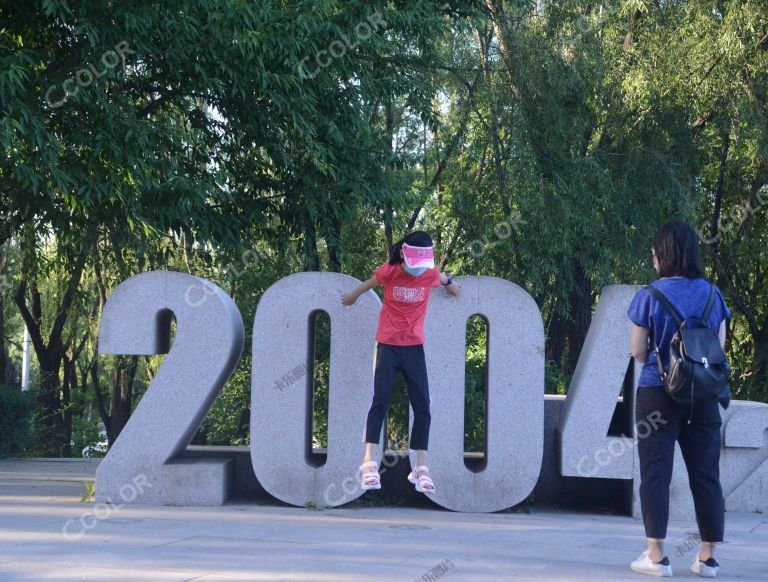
0, 459, 765, 581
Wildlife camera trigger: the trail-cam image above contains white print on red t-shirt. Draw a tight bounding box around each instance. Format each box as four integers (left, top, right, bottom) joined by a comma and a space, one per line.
393, 286, 426, 303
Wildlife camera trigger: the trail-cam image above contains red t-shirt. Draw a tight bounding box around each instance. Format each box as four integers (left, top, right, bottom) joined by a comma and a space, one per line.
373, 262, 441, 346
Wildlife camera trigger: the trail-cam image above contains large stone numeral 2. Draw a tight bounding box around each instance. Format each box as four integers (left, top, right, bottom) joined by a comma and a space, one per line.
96, 271, 244, 505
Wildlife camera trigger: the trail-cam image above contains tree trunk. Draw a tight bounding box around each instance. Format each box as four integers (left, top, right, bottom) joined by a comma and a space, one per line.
0, 245, 8, 385
302, 221, 321, 272
0, 293, 6, 386
15, 235, 86, 456
61, 358, 73, 457
752, 328, 768, 401
710, 131, 731, 253
91, 360, 112, 439
16, 280, 68, 456
107, 355, 138, 445
545, 311, 567, 368
384, 100, 396, 249
565, 261, 592, 373
327, 214, 343, 272
35, 363, 67, 456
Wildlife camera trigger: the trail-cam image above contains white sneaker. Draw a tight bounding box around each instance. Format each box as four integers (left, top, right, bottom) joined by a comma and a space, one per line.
691, 554, 719, 578
630, 551, 673, 577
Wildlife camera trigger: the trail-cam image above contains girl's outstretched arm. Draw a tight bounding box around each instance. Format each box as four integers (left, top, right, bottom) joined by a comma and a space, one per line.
341, 275, 379, 306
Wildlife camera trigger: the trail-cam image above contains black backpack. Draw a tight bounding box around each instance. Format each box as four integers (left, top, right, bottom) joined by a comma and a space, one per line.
645, 283, 731, 409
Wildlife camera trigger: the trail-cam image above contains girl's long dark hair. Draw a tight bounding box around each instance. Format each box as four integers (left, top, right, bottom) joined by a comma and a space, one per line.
389, 231, 433, 265
652, 221, 705, 278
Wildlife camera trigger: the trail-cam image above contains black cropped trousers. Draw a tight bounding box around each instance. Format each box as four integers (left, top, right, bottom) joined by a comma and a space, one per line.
636, 386, 724, 542
364, 343, 431, 450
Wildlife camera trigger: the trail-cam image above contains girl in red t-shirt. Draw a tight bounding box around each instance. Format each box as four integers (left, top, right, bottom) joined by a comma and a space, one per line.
341, 231, 461, 494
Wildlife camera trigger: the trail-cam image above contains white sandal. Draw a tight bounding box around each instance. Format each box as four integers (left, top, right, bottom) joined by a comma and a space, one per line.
407, 465, 435, 494
359, 461, 381, 490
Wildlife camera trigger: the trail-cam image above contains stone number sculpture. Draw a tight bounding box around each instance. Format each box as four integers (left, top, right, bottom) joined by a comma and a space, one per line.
96, 271, 768, 515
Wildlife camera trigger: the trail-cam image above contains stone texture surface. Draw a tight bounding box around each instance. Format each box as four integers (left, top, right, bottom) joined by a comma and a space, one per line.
726, 457, 768, 513
724, 401, 768, 448
250, 272, 381, 507
558, 285, 642, 481
163, 397, 632, 512
192, 397, 768, 517
723, 402, 768, 514
96, 271, 244, 505
419, 276, 545, 512
2, 458, 767, 582
92, 272, 768, 515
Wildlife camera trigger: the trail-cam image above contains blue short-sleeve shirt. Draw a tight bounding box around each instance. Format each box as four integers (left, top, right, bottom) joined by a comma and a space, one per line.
627, 277, 732, 388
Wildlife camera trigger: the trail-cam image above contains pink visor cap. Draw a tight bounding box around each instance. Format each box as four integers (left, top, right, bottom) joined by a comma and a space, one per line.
402, 243, 435, 269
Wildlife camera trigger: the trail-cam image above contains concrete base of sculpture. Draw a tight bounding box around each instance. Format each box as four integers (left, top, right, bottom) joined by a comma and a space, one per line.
98, 459, 233, 506
95, 394, 768, 514
173, 395, 768, 516
182, 395, 626, 510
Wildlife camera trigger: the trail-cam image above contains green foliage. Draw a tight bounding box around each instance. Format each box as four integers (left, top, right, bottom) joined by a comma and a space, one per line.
80, 480, 96, 504
0, 387, 34, 458
464, 315, 488, 452
383, 372, 412, 450
71, 414, 106, 458
311, 311, 331, 449
304, 501, 329, 511
2, 0, 767, 461
201, 364, 251, 446
545, 361, 573, 396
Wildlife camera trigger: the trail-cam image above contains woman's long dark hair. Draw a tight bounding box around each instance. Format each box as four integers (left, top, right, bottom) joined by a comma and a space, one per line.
389, 231, 433, 265
652, 221, 705, 278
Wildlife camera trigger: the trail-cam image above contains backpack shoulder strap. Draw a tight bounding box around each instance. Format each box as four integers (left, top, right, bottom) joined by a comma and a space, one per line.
700, 283, 716, 324
644, 285, 684, 328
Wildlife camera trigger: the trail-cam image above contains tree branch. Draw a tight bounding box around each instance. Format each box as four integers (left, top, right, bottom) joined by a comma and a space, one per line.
14, 280, 48, 363
407, 72, 482, 230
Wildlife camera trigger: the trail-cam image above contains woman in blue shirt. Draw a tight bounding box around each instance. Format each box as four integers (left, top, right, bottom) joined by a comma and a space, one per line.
627, 221, 730, 579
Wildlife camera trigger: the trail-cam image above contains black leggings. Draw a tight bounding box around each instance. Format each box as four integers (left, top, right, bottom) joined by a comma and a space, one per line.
636, 387, 724, 542
364, 343, 431, 450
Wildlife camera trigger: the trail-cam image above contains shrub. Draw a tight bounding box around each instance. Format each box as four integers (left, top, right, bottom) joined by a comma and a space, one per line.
0, 386, 35, 458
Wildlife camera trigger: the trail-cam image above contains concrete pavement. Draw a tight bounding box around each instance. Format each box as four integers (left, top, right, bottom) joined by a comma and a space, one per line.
0, 459, 765, 581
